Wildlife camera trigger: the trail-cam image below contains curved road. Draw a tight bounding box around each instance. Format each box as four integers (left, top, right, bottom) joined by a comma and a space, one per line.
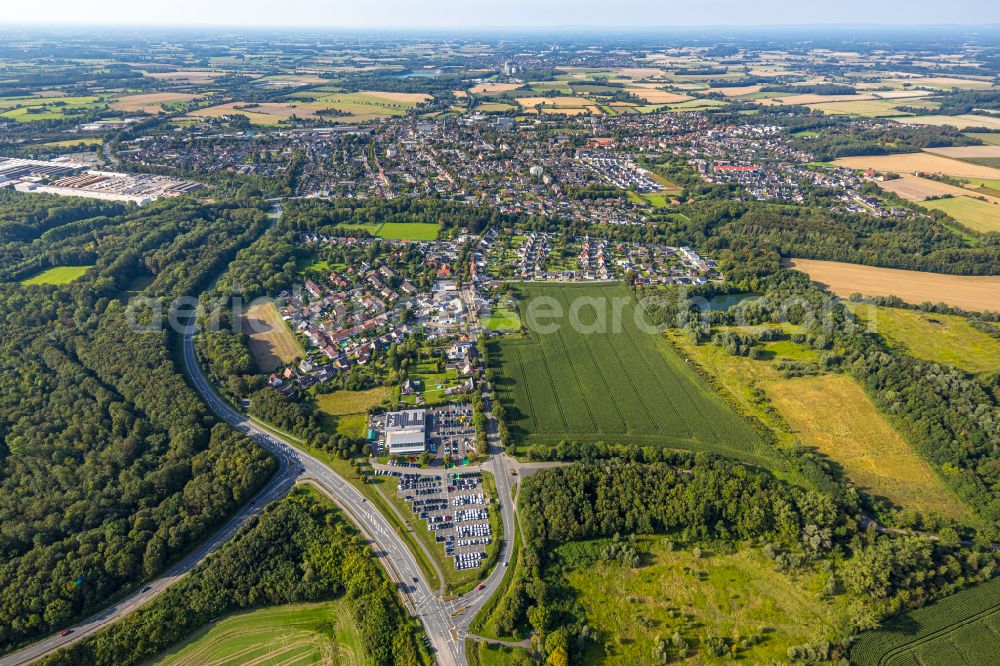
1, 209, 518, 665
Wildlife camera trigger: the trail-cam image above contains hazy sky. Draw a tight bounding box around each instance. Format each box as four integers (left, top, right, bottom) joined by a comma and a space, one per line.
6, 1, 999, 28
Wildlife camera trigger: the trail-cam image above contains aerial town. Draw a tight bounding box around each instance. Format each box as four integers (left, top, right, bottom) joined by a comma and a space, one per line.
2, 19, 1000, 666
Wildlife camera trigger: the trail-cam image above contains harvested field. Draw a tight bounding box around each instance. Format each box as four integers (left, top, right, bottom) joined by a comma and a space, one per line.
871, 89, 935, 99
242, 302, 304, 372
884, 76, 993, 90
833, 153, 1000, 180
112, 92, 196, 114
766, 374, 969, 520
190, 102, 317, 125
468, 82, 524, 94
490, 283, 767, 461
624, 85, 692, 104
878, 173, 974, 201
924, 145, 1000, 159
774, 93, 878, 105
894, 114, 1000, 131
142, 70, 229, 84
705, 84, 762, 97
787, 258, 1000, 312
515, 96, 594, 109
357, 90, 430, 104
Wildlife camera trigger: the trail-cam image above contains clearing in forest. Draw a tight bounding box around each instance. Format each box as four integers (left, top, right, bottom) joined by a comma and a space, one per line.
766, 374, 970, 521
242, 301, 304, 372
20, 265, 92, 285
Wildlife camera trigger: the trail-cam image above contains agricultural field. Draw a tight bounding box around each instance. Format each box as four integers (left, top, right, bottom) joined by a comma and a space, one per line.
881, 76, 993, 90
624, 85, 692, 104
787, 258, 1000, 312
142, 69, 230, 84
468, 82, 524, 94
242, 301, 304, 372
851, 575, 1000, 666
833, 153, 1000, 180
846, 303, 1000, 375
31, 137, 103, 149
20, 265, 91, 285
189, 101, 318, 125
316, 387, 393, 416
924, 145, 1000, 160
559, 538, 850, 665
894, 114, 1000, 131
341, 222, 440, 240
921, 196, 1000, 234
806, 100, 912, 117
490, 283, 766, 461
966, 133, 1000, 146
112, 92, 196, 113
766, 374, 970, 520
151, 601, 363, 666
878, 174, 980, 202
0, 94, 107, 122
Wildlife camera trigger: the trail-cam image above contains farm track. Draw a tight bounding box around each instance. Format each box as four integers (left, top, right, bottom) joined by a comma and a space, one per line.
549, 322, 599, 432
576, 321, 629, 432
509, 347, 538, 433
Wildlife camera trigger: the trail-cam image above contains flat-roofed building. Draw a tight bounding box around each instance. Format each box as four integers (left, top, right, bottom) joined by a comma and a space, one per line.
386, 408, 427, 455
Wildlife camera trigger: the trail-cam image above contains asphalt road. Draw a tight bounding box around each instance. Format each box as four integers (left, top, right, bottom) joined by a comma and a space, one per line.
0, 438, 298, 666
2, 220, 520, 666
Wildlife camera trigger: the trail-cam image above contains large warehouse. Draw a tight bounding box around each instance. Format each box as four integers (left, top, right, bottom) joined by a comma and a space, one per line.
385, 408, 427, 455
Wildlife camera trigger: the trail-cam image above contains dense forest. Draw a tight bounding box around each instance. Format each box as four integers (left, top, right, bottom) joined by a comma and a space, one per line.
0, 192, 277, 650
39, 488, 429, 666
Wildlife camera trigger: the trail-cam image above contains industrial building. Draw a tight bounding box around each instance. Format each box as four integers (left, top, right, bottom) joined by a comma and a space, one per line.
385, 408, 427, 455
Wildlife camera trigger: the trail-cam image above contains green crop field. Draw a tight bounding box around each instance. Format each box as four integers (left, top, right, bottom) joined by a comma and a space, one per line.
151, 601, 364, 665
851, 576, 1000, 665
20, 265, 92, 285
922, 196, 1000, 233
342, 222, 440, 241
490, 283, 765, 460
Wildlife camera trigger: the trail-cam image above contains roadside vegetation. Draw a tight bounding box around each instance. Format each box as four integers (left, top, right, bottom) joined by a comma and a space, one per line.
40, 487, 430, 666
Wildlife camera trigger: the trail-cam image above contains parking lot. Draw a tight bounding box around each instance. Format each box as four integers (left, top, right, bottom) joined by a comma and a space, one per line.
426, 404, 475, 462
369, 403, 476, 463
394, 470, 491, 570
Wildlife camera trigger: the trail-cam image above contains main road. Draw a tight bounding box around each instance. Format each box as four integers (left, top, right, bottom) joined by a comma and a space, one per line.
1, 213, 520, 666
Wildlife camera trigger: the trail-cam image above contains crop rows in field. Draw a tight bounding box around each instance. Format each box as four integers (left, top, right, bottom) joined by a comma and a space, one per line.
851, 576, 1000, 665
490, 283, 764, 459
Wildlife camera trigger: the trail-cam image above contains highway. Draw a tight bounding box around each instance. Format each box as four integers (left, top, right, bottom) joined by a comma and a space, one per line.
0, 434, 298, 666
2, 215, 520, 666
